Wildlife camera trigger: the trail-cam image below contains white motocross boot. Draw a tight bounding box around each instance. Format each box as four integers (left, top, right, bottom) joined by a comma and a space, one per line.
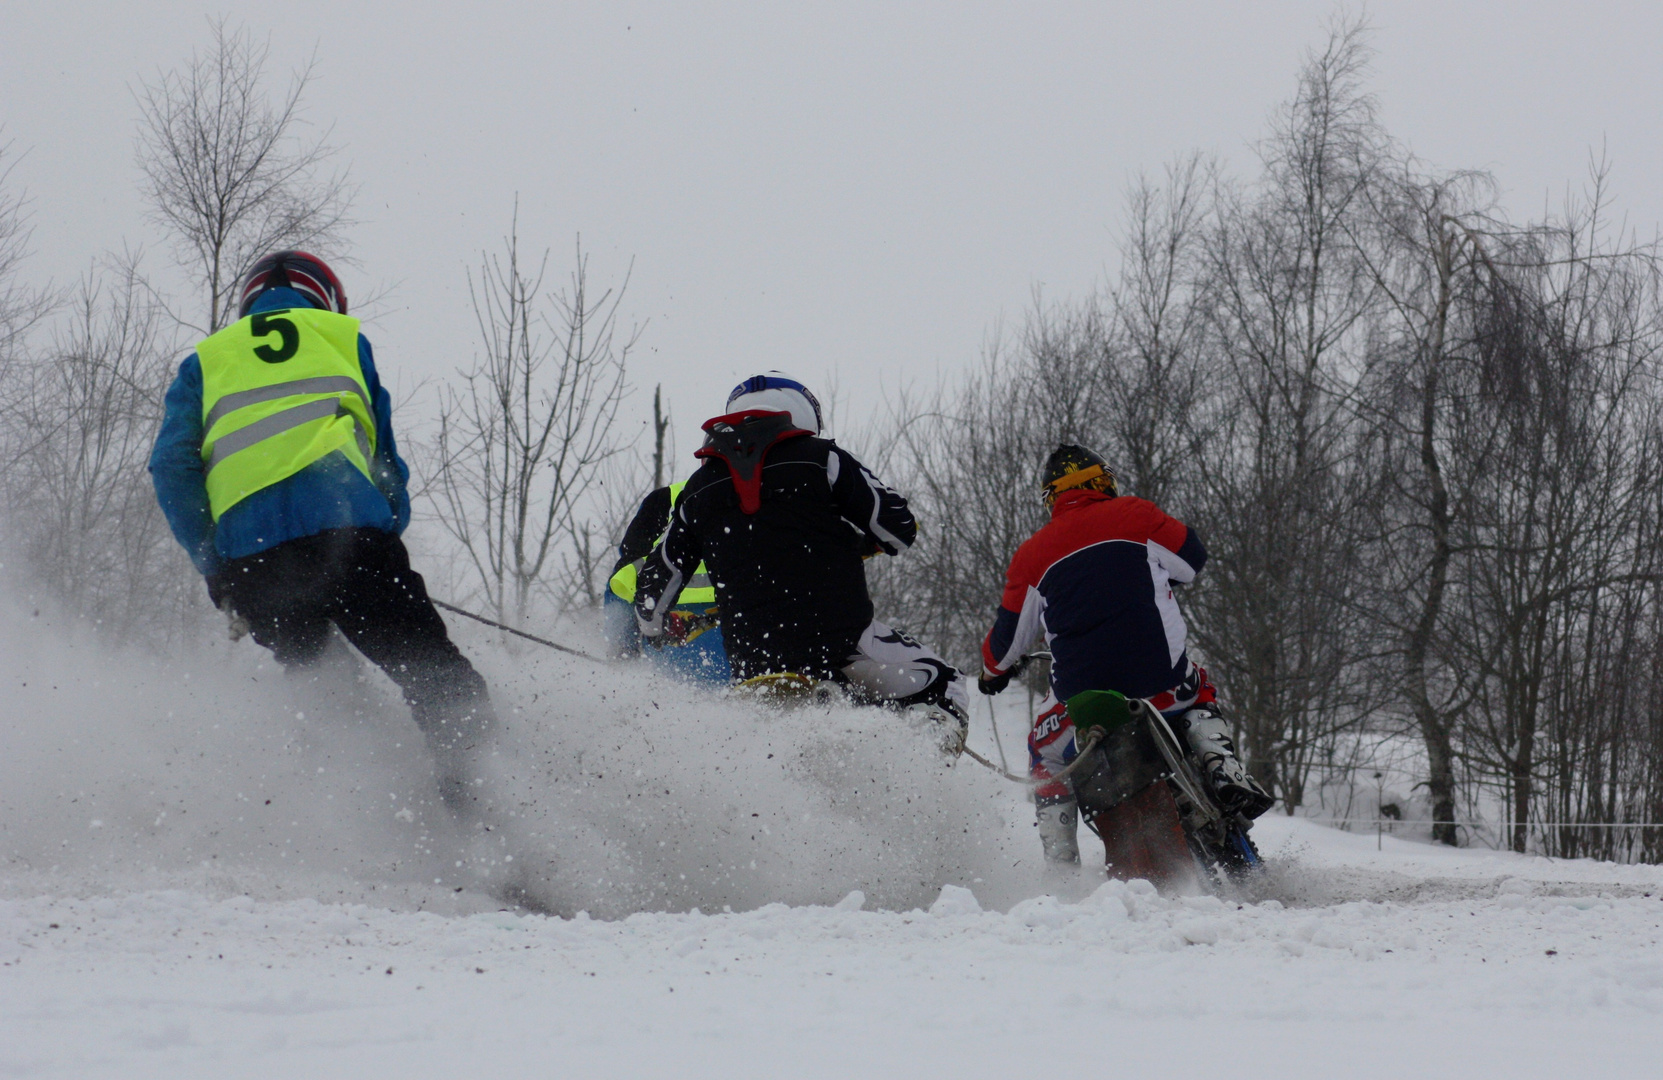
1036, 799, 1081, 864
1176, 709, 1274, 818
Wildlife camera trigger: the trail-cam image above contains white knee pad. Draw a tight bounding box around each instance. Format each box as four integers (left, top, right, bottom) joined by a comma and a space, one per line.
1180, 709, 1241, 764
841, 620, 965, 718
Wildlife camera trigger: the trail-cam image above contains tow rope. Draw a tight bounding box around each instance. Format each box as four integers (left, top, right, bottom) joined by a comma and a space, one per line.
431, 599, 608, 664
427, 605, 1107, 790
957, 725, 1105, 787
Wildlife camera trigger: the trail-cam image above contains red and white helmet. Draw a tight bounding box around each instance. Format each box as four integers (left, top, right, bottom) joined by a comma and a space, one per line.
237, 250, 347, 319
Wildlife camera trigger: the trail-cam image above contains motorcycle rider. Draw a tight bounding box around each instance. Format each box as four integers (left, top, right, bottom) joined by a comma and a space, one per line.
978, 445, 1272, 864
633, 372, 969, 726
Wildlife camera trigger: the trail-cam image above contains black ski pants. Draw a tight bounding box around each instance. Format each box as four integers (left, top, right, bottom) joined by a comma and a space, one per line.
217, 527, 493, 758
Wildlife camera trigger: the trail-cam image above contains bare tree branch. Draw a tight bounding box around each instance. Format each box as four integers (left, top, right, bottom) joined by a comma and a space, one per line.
421, 203, 637, 629
133, 17, 356, 332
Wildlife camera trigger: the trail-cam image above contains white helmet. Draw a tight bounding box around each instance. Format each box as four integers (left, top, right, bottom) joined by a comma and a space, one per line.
726, 372, 823, 435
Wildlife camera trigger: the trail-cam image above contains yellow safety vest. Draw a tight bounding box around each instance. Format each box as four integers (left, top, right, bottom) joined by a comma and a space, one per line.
608, 481, 717, 607
196, 308, 376, 521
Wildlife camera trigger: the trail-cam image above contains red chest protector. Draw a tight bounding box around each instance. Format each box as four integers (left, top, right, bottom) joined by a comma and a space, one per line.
696, 410, 812, 514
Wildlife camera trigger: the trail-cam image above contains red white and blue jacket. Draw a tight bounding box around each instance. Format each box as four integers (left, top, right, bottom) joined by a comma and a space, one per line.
981, 489, 1207, 702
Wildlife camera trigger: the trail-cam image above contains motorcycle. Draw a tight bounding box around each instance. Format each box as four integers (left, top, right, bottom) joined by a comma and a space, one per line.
1063, 689, 1262, 893
714, 643, 1261, 893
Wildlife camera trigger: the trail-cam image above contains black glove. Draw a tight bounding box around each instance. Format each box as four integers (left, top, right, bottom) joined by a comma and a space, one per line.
978, 653, 1038, 695
205, 573, 229, 609
978, 668, 1012, 696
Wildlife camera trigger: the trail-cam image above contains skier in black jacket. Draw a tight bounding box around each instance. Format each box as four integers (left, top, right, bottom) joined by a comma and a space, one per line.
634, 373, 968, 722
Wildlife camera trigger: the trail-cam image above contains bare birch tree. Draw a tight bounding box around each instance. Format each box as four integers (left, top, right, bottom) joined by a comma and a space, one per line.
134, 18, 354, 332
0, 139, 61, 574
1349, 163, 1503, 842
873, 345, 1049, 666
3, 258, 193, 640
0, 140, 53, 373
1449, 181, 1663, 852
426, 209, 636, 627
1101, 154, 1216, 509
1186, 16, 1387, 810
651, 384, 671, 489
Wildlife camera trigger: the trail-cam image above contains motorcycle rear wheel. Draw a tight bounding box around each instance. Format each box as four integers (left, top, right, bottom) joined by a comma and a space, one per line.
1185, 814, 1263, 886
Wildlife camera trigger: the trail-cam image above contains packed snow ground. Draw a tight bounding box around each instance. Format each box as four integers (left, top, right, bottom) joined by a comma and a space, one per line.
5, 819, 1661, 1079
3, 598, 1662, 1077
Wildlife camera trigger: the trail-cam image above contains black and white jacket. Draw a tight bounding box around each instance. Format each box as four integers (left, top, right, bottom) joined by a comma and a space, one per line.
634, 432, 915, 678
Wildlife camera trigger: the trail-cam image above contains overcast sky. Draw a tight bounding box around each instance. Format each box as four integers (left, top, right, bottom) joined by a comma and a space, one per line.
4, 1, 1661, 459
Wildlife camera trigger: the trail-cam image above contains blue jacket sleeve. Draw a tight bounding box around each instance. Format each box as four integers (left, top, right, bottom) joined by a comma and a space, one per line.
149, 354, 219, 576
358, 335, 411, 534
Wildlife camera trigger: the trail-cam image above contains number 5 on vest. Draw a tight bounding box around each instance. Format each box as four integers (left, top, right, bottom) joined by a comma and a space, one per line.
250, 311, 299, 363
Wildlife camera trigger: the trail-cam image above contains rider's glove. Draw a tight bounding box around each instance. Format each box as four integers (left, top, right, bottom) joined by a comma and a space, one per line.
204, 573, 250, 641
205, 572, 229, 609
978, 653, 1038, 695
977, 666, 1013, 696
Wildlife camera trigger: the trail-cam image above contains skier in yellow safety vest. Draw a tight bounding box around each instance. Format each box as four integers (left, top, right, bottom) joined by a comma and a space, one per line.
149, 251, 498, 819
604, 481, 729, 681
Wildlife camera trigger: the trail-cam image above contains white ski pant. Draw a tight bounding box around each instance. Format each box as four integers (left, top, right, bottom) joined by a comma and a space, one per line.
840, 620, 969, 717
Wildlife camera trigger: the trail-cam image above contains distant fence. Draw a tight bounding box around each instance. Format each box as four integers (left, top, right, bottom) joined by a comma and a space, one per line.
1299, 818, 1663, 863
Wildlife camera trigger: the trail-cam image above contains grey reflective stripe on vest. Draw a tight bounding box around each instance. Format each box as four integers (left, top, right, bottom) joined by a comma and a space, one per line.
203, 376, 371, 434
634, 558, 713, 595
205, 397, 361, 473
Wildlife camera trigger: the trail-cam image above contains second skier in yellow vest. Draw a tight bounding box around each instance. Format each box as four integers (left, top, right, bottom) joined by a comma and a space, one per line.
604, 480, 730, 681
